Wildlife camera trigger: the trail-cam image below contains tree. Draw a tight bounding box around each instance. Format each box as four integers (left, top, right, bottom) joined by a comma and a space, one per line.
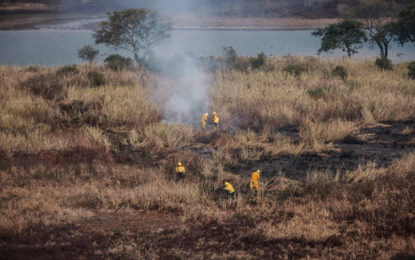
349, 0, 399, 58
396, 3, 415, 46
93, 8, 171, 65
312, 20, 367, 57
78, 45, 100, 64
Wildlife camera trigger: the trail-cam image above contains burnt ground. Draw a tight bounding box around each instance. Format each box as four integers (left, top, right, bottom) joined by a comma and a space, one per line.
1, 120, 415, 259
237, 121, 415, 180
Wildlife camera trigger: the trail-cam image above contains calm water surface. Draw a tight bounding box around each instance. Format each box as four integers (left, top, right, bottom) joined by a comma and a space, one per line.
0, 29, 414, 66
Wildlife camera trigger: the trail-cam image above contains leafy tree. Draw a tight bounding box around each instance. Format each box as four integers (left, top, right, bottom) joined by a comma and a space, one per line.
312, 20, 367, 56
104, 54, 132, 71
93, 8, 171, 65
396, 3, 415, 46
349, 0, 399, 58
78, 45, 99, 64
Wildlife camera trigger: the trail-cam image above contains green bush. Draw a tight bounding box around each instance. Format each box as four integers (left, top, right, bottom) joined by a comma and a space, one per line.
104, 54, 132, 71
375, 56, 393, 70
233, 59, 250, 72
249, 52, 267, 70
25, 66, 40, 73
223, 46, 238, 69
57, 65, 79, 75
307, 87, 325, 100
283, 64, 306, 78
20, 73, 66, 100
408, 61, 415, 79
87, 71, 106, 87
331, 65, 348, 80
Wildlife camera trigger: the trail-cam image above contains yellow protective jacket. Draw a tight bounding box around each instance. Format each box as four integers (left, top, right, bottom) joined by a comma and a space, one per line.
251, 172, 260, 182
250, 172, 260, 190
176, 166, 185, 174
224, 182, 235, 193
213, 114, 220, 124
202, 114, 207, 128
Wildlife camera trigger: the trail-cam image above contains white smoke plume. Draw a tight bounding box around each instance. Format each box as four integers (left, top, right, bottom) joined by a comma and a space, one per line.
151, 52, 212, 125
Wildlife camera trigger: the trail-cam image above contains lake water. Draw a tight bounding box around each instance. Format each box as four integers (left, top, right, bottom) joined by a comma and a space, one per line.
0, 29, 414, 66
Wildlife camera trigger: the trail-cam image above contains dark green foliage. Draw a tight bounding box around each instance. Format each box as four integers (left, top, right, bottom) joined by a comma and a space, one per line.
25, 66, 40, 73
396, 4, 415, 46
375, 56, 393, 70
78, 45, 100, 64
223, 46, 238, 69
307, 87, 325, 100
94, 8, 171, 64
283, 64, 306, 78
87, 71, 106, 87
233, 59, 250, 72
20, 73, 65, 100
312, 20, 367, 56
57, 65, 79, 75
249, 52, 267, 70
104, 54, 132, 71
408, 62, 415, 79
331, 65, 348, 80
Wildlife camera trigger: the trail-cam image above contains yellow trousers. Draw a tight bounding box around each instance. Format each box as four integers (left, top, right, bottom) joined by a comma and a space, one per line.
250, 181, 259, 190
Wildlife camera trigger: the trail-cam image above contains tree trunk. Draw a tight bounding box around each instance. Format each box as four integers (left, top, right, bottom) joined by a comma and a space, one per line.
375, 40, 386, 58
384, 42, 389, 59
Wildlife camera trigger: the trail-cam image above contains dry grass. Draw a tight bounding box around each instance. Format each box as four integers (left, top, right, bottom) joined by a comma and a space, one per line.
0, 57, 414, 259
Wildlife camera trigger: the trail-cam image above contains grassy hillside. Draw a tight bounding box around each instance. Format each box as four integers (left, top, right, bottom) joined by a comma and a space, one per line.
0, 57, 414, 259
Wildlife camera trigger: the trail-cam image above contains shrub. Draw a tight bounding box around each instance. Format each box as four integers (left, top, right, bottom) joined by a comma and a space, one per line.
20, 73, 65, 100
375, 56, 393, 70
78, 45, 100, 64
87, 71, 106, 87
57, 65, 79, 75
307, 87, 325, 100
104, 54, 132, 71
233, 59, 250, 72
25, 66, 40, 73
331, 65, 348, 80
223, 46, 238, 69
408, 61, 415, 79
283, 64, 306, 78
249, 52, 267, 70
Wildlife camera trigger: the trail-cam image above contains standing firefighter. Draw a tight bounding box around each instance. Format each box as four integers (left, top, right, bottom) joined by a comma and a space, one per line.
212, 112, 220, 126
176, 162, 185, 180
201, 113, 208, 128
250, 169, 260, 191
224, 181, 235, 198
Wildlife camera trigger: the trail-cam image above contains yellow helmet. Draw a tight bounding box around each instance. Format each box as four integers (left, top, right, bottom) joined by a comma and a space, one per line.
257, 169, 261, 173
213, 112, 217, 115
178, 162, 182, 166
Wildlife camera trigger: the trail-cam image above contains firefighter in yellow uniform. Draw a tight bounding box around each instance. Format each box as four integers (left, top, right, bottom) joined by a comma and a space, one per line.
176, 162, 185, 180
212, 112, 219, 126
224, 181, 235, 198
201, 113, 208, 128
250, 169, 260, 190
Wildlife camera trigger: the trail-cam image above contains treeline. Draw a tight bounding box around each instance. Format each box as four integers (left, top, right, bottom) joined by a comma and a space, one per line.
0, 0, 413, 17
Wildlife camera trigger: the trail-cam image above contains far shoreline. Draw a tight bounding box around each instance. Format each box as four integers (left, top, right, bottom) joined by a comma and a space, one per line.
0, 13, 339, 31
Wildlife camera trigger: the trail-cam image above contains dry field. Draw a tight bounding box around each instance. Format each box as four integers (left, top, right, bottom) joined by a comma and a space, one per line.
0, 57, 414, 259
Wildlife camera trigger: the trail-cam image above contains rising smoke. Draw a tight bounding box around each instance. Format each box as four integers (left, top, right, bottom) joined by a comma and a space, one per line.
151, 49, 212, 125
148, 4, 215, 125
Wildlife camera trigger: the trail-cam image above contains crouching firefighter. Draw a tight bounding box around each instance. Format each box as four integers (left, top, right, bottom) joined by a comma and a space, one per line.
176, 162, 185, 180
224, 181, 235, 199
